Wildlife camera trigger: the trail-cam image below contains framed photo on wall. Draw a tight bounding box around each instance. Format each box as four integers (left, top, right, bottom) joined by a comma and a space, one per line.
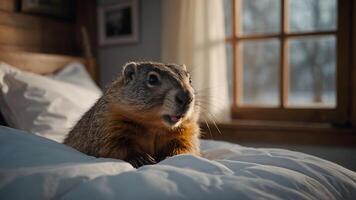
98, 0, 139, 46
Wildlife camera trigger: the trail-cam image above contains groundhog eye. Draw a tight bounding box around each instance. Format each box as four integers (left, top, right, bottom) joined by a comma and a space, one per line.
147, 72, 161, 87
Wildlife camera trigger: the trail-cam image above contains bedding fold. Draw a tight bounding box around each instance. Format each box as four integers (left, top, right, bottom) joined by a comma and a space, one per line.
0, 126, 355, 200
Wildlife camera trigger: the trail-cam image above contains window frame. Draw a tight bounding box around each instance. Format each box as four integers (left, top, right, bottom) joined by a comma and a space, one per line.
227, 0, 352, 123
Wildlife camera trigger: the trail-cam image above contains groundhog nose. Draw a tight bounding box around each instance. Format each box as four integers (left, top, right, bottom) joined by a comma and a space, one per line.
175, 91, 193, 106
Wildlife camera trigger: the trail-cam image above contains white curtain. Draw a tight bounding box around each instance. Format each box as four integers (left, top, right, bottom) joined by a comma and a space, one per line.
161, 0, 230, 122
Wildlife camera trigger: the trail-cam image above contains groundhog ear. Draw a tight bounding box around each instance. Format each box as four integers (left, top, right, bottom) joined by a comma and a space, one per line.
122, 62, 137, 84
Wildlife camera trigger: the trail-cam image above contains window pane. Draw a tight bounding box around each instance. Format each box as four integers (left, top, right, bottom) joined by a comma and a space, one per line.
240, 39, 280, 106
226, 43, 233, 103
288, 36, 336, 107
289, 0, 337, 32
224, 0, 232, 37
240, 0, 280, 35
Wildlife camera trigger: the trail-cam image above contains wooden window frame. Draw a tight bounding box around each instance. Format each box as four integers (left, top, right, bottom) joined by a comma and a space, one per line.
227, 0, 352, 124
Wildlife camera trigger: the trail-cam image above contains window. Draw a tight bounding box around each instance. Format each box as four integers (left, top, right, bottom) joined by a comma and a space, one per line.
224, 0, 351, 123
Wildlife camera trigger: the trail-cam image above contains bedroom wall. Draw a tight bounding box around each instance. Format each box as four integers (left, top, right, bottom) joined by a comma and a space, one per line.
97, 0, 162, 88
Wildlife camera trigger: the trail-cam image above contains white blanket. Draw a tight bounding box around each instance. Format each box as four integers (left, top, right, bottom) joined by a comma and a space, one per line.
0, 125, 355, 200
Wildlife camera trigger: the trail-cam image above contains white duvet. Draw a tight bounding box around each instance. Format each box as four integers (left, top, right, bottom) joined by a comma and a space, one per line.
0, 126, 355, 200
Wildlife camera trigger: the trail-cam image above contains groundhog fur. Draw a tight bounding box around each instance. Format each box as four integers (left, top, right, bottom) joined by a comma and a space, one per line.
64, 62, 200, 168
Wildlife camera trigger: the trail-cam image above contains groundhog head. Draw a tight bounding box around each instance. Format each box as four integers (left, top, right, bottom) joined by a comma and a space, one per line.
113, 62, 198, 128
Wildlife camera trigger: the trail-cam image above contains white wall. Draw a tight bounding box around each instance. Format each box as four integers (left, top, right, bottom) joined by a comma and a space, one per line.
98, 0, 162, 88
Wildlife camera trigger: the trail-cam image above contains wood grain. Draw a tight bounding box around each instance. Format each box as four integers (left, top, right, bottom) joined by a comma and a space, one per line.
75, 0, 98, 56
0, 0, 16, 12
231, 107, 347, 123
0, 50, 96, 79
0, 10, 76, 54
200, 121, 356, 147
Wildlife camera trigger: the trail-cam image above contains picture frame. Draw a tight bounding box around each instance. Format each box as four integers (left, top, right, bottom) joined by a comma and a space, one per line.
98, 0, 139, 46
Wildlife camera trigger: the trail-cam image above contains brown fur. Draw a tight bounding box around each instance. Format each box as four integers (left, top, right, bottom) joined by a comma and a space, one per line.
64, 62, 200, 168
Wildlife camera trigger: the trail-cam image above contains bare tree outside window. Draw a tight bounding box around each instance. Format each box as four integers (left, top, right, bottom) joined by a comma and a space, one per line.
288, 0, 336, 107
224, 0, 344, 122
224, 0, 351, 122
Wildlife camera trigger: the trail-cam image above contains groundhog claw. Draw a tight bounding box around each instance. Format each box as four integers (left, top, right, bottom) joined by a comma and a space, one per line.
128, 153, 157, 168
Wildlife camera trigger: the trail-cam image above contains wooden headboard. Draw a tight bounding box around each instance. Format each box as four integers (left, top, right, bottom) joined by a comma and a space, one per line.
0, 50, 97, 81
0, 0, 98, 81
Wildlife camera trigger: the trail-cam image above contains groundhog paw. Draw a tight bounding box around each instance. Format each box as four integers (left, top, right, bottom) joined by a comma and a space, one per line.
128, 153, 157, 168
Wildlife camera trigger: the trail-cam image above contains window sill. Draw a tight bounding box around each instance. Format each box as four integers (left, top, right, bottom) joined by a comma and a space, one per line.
200, 120, 356, 147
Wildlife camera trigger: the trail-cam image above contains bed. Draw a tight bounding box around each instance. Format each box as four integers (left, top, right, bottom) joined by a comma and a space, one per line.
0, 50, 355, 200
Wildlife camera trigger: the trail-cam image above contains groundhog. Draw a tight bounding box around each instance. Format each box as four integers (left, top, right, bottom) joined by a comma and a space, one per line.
64, 62, 200, 168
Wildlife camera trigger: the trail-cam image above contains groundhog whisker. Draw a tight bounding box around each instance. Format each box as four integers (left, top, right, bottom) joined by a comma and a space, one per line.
195, 99, 226, 108
195, 101, 227, 114
197, 106, 222, 136
208, 114, 222, 136
194, 85, 228, 95
196, 102, 229, 115
203, 118, 214, 140
195, 96, 227, 107
195, 95, 228, 105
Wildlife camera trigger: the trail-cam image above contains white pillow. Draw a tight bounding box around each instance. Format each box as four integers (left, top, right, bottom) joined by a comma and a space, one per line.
47, 62, 100, 91
0, 62, 102, 143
